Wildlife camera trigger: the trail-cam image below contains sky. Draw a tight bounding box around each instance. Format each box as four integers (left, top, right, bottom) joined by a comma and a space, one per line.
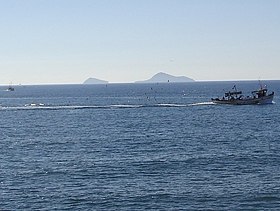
0, 0, 280, 84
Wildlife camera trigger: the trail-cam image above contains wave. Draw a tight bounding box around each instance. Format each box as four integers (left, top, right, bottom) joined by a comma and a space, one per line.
0, 102, 215, 111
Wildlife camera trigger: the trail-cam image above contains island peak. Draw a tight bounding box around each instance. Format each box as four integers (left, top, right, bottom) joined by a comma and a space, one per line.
83, 77, 109, 84
135, 72, 195, 83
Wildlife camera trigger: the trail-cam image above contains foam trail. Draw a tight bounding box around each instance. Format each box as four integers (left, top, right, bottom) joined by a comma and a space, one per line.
1, 105, 98, 111
0, 104, 144, 111
0, 102, 216, 111
110, 104, 143, 108
155, 103, 188, 107
188, 102, 215, 106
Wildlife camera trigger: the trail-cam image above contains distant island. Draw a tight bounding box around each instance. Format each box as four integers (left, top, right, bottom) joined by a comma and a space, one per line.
83, 77, 109, 84
83, 72, 195, 84
135, 72, 195, 83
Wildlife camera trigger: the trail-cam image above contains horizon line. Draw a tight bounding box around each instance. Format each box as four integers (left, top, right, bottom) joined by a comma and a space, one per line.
1, 79, 279, 86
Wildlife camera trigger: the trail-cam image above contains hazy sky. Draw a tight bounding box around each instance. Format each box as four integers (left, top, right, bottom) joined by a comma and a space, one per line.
1, 0, 279, 84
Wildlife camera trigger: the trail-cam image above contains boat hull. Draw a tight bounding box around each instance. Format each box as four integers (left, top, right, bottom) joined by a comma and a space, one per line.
212, 94, 274, 105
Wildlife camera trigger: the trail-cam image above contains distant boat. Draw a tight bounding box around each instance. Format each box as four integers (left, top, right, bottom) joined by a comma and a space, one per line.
211, 84, 274, 105
6, 85, 15, 91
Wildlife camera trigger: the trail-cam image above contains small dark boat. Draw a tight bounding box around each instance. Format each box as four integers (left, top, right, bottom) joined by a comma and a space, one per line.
7, 86, 15, 91
211, 85, 274, 105
6, 82, 15, 91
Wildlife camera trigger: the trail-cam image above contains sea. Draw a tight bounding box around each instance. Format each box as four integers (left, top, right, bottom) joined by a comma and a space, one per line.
1, 81, 279, 210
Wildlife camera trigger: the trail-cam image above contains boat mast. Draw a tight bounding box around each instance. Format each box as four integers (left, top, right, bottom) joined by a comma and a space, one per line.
233, 85, 238, 98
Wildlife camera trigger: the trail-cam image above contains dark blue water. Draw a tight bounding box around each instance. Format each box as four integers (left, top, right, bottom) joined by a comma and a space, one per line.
1, 81, 280, 210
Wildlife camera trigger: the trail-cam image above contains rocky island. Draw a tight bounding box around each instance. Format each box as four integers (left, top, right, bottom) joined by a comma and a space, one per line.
83, 72, 194, 84
135, 72, 195, 83
83, 77, 109, 84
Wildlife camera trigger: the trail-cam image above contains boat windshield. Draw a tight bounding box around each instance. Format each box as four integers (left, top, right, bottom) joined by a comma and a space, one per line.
225, 91, 242, 97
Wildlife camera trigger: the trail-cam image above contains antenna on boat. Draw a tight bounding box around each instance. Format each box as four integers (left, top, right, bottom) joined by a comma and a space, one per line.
258, 79, 261, 88
258, 76, 266, 89
232, 84, 237, 92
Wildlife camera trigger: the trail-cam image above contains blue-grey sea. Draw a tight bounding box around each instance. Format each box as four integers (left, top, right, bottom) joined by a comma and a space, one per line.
1, 81, 280, 210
